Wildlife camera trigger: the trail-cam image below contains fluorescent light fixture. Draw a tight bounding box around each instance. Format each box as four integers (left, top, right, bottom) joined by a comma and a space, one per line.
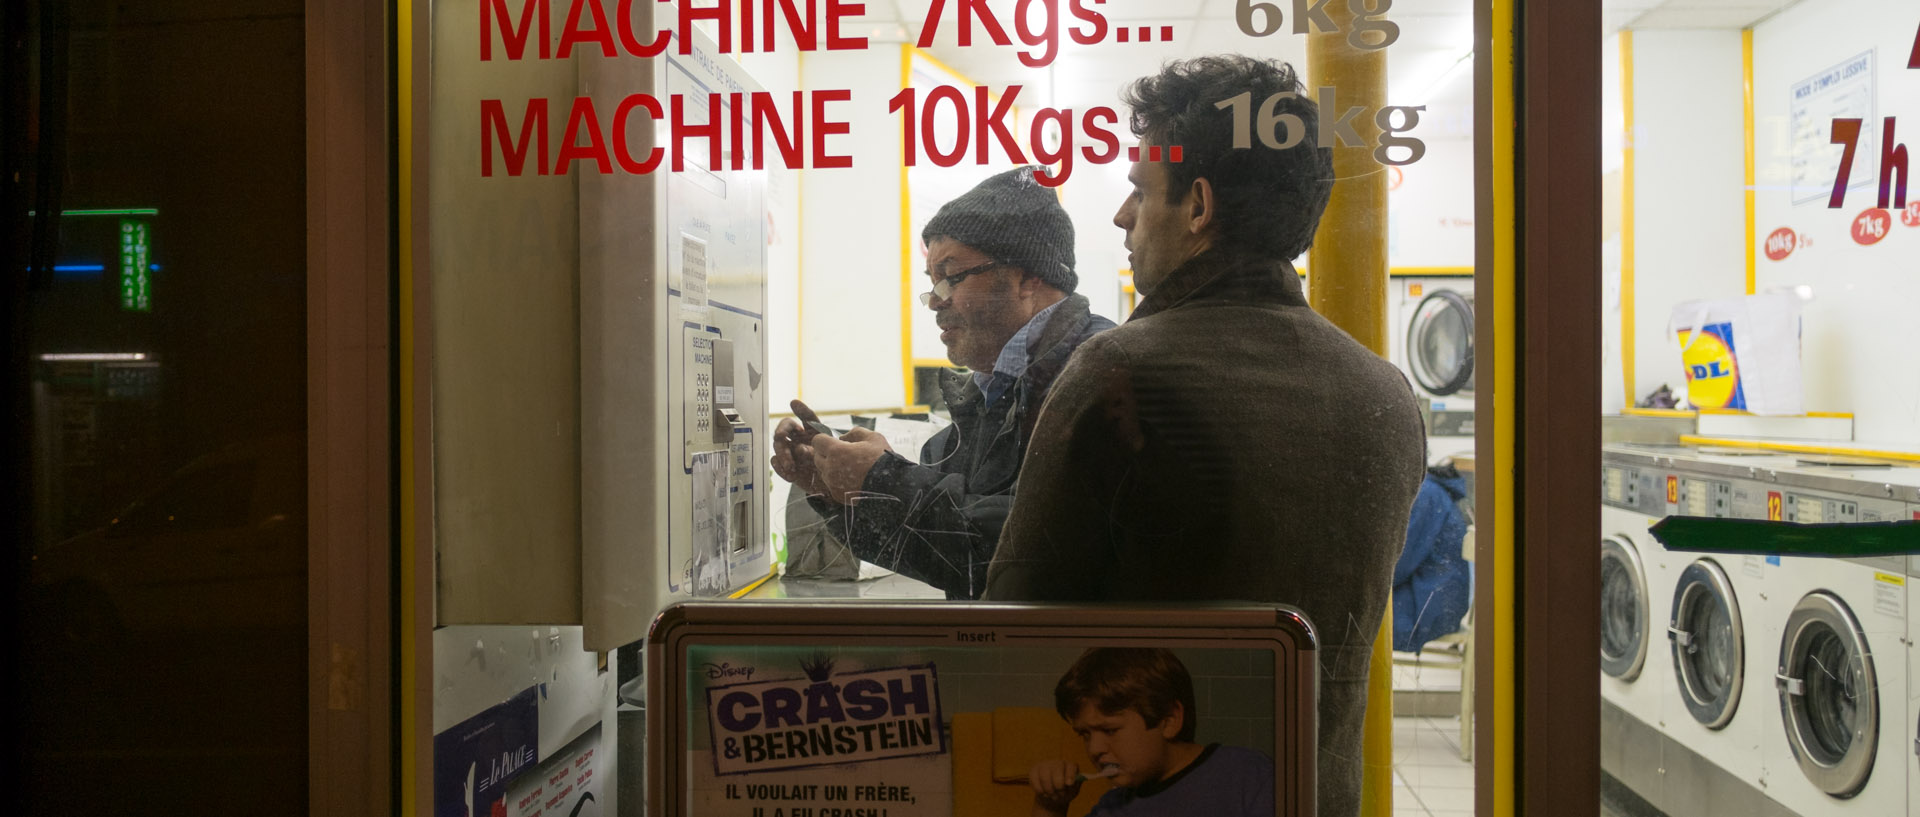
38, 352, 150, 362
64, 208, 159, 216
25, 208, 160, 217
49, 264, 159, 271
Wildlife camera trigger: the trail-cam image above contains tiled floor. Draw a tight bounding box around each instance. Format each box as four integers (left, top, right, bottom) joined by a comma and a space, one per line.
1391, 715, 1476, 817
1391, 645, 1473, 816
1391, 660, 1463, 693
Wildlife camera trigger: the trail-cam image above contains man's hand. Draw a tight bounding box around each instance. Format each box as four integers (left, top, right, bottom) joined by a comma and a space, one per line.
810, 427, 895, 505
1027, 759, 1084, 817
770, 415, 827, 497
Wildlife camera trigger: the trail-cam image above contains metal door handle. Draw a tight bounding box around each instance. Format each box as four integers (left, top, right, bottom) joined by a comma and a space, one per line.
1776, 672, 1804, 696
1667, 626, 1691, 647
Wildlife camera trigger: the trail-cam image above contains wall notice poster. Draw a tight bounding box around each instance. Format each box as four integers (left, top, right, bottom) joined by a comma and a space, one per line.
679, 644, 1283, 817
435, 687, 540, 817
1790, 50, 1877, 205
504, 725, 605, 817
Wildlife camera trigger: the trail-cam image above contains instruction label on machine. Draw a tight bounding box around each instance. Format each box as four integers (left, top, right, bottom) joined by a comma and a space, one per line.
692, 451, 732, 596
731, 434, 754, 490
1873, 572, 1904, 618
681, 233, 712, 320
686, 329, 719, 461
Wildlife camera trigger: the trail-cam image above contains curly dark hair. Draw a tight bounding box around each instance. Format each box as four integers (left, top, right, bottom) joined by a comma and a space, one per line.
1053, 648, 1198, 743
1122, 55, 1335, 261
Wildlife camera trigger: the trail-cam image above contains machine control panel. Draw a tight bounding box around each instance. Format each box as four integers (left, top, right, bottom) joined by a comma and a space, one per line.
1676, 477, 1732, 518
1428, 409, 1474, 437
1682, 474, 1906, 523
1782, 493, 1859, 523
1604, 448, 1918, 578
1603, 465, 1668, 516
1605, 451, 1917, 518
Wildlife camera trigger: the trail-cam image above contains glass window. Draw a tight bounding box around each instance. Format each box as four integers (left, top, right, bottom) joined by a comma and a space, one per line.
1599, 2, 1917, 815
110, 460, 258, 535
428, 2, 1482, 815
11, 1, 309, 813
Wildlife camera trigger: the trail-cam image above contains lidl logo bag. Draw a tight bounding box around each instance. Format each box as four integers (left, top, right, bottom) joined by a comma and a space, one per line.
1668, 291, 1806, 415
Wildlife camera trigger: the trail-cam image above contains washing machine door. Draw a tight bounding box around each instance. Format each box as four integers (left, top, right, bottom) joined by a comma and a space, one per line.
1407, 289, 1475, 397
1668, 559, 1744, 728
1775, 591, 1878, 797
1600, 535, 1650, 681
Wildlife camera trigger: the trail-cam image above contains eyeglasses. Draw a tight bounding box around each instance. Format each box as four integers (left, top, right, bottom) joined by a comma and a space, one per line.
918, 260, 1001, 306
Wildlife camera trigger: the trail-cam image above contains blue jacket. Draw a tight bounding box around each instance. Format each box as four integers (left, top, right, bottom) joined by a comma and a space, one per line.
1393, 471, 1472, 652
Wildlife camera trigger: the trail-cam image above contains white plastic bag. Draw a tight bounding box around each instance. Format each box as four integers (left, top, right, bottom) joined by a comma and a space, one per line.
1668, 291, 1806, 415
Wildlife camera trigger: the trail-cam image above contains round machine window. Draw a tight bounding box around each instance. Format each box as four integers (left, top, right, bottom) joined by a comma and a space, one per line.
1776, 591, 1877, 798
1407, 289, 1475, 397
1668, 559, 1743, 729
1599, 535, 1649, 681
1803, 627, 1856, 757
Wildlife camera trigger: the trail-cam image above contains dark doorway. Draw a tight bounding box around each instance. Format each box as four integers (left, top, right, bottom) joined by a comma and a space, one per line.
6, 2, 308, 812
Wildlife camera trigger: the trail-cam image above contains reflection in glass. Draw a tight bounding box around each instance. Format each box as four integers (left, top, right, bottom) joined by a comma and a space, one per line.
1687, 597, 1735, 702
16, 1, 309, 812
1799, 625, 1857, 761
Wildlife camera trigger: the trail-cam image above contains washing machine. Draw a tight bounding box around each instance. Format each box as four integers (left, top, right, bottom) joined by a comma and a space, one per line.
1662, 549, 1774, 789
1601, 458, 1679, 732
1388, 275, 1474, 463
1756, 549, 1908, 814
1645, 450, 1789, 794
1910, 503, 1919, 817
1605, 447, 1919, 814
1909, 471, 1920, 817
1732, 463, 1914, 816
1601, 503, 1675, 732
1600, 448, 1749, 806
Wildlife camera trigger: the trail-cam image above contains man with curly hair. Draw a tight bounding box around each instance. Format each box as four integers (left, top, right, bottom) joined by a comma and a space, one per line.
986, 57, 1426, 817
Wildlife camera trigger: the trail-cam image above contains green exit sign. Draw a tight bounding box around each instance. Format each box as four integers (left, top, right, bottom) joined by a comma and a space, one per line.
119, 220, 151, 312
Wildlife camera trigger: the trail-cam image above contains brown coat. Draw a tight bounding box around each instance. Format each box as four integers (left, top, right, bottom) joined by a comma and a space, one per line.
985, 247, 1427, 817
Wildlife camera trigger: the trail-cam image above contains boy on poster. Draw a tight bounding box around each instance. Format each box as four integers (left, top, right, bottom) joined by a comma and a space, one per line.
1028, 649, 1274, 817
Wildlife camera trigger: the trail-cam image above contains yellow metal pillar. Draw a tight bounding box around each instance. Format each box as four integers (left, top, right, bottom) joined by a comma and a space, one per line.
1306, 9, 1395, 817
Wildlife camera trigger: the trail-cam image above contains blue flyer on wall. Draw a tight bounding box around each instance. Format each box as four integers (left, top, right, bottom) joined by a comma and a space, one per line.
436, 686, 540, 817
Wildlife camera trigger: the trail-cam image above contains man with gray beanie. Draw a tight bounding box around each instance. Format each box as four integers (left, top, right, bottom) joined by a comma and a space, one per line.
770, 166, 1116, 600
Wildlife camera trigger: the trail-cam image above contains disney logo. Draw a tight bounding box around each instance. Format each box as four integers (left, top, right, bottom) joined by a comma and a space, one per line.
703, 662, 756, 682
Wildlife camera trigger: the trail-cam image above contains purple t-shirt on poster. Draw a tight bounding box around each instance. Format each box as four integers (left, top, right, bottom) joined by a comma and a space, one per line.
1089, 744, 1275, 816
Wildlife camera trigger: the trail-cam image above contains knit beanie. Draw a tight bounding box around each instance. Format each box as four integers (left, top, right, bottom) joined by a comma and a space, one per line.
921, 166, 1078, 293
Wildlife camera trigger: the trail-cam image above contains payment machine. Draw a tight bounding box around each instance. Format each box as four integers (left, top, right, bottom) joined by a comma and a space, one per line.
429, 5, 771, 651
